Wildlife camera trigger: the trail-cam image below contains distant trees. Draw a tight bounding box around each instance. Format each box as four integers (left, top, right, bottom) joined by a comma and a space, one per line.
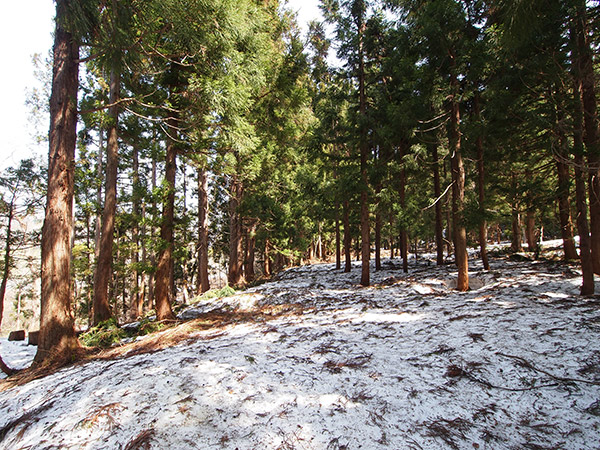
18, 0, 599, 365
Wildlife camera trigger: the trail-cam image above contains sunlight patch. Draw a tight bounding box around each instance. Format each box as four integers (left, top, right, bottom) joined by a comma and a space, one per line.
352, 312, 424, 324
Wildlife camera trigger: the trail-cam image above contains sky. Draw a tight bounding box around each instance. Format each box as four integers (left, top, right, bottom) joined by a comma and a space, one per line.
0, 1, 55, 170
0, 0, 323, 172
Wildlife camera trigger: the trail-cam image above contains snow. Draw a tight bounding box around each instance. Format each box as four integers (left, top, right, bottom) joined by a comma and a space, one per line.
1, 255, 600, 449
0, 339, 36, 376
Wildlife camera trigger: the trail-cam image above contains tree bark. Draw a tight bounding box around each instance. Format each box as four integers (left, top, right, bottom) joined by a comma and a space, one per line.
264, 238, 271, 277
525, 209, 538, 253
0, 197, 14, 330
335, 202, 341, 270
343, 199, 352, 272
374, 185, 382, 271
429, 142, 445, 266
197, 166, 210, 293
154, 118, 177, 321
245, 220, 256, 283
228, 174, 244, 286
474, 92, 490, 270
510, 173, 522, 252
572, 50, 595, 295
399, 145, 409, 273
93, 68, 120, 325
356, 2, 370, 286
129, 144, 142, 320
555, 158, 578, 260
449, 60, 468, 291
35, 10, 80, 364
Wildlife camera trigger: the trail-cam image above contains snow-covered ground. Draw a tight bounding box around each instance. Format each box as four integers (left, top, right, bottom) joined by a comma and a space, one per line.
0, 339, 36, 375
1, 254, 600, 449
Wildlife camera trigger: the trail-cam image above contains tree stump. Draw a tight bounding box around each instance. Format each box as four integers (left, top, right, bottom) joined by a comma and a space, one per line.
8, 330, 25, 341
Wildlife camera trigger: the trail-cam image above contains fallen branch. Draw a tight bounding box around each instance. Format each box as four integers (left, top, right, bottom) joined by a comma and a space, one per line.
496, 352, 600, 386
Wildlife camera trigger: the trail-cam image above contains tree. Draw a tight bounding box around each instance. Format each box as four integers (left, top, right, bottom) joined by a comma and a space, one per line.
0, 159, 43, 374
35, 0, 97, 364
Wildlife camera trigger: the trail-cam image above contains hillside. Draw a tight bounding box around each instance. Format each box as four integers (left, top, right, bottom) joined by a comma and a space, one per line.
1, 254, 600, 449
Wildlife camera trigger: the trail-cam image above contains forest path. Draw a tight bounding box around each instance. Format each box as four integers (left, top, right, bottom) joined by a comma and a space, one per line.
1, 255, 599, 449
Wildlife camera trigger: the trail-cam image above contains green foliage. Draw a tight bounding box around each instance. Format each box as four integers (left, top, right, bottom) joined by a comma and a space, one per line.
192, 285, 236, 304
80, 319, 126, 348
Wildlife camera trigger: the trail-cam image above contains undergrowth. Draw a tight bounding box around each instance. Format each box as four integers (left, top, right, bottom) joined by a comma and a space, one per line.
80, 319, 126, 348
191, 285, 236, 304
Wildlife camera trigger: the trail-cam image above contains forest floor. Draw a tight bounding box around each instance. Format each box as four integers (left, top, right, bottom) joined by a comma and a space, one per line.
1, 245, 600, 449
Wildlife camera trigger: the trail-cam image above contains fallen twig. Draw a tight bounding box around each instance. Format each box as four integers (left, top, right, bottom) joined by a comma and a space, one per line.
496, 352, 600, 386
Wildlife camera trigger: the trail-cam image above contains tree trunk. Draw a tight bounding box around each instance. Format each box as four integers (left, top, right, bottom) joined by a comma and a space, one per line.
510, 173, 522, 252
228, 174, 244, 286
95, 129, 103, 261
399, 144, 408, 273
197, 166, 210, 293
343, 199, 352, 272
525, 209, 538, 253
245, 220, 256, 283
0, 197, 15, 375
0, 198, 14, 330
429, 142, 445, 266
555, 158, 578, 260
574, 2, 600, 274
572, 52, 595, 295
374, 185, 382, 271
93, 68, 120, 325
35, 11, 80, 364
357, 5, 370, 287
264, 238, 271, 277
129, 145, 142, 321
154, 118, 177, 321
449, 60, 468, 291
335, 202, 341, 270
474, 92, 490, 270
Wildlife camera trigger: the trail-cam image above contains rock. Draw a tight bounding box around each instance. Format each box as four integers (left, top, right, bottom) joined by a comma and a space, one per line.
28, 330, 39, 346
8, 330, 25, 341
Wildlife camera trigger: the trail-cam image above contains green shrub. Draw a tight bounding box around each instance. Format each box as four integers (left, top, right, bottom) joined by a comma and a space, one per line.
80, 318, 126, 348
138, 318, 168, 336
191, 285, 236, 304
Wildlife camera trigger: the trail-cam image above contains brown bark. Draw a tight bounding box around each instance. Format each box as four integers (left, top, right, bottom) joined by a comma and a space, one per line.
148, 157, 157, 308
399, 145, 408, 273
228, 175, 244, 287
197, 166, 210, 293
429, 142, 445, 266
572, 2, 600, 274
359, 132, 370, 284
374, 185, 382, 271
129, 145, 142, 321
264, 238, 271, 277
0, 197, 15, 375
555, 158, 578, 260
245, 220, 257, 283
93, 68, 120, 325
510, 173, 522, 252
474, 93, 490, 270
525, 209, 538, 253
572, 56, 595, 295
35, 11, 80, 364
449, 62, 468, 291
335, 202, 341, 270
343, 200, 352, 273
95, 129, 103, 261
0, 197, 14, 329
154, 118, 177, 321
